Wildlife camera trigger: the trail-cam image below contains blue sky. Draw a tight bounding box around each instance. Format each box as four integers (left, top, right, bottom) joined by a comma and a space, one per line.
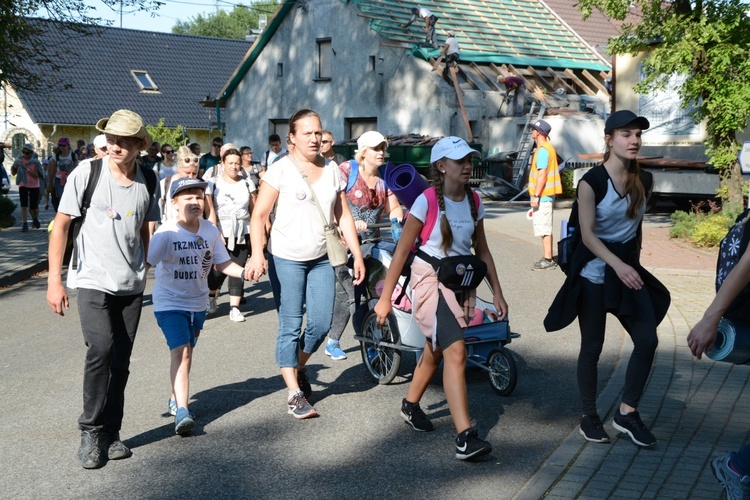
62, 0, 243, 33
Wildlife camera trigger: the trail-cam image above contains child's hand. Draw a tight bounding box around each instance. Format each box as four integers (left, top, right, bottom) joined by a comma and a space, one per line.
374, 298, 392, 327
493, 294, 508, 321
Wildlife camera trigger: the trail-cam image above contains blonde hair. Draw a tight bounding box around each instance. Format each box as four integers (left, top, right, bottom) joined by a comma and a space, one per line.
177, 145, 198, 167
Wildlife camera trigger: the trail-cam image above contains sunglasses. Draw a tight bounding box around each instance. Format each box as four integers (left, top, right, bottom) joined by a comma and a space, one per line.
182, 157, 200, 164
321, 140, 332, 144
242, 151, 253, 155
212, 143, 222, 147
163, 150, 174, 154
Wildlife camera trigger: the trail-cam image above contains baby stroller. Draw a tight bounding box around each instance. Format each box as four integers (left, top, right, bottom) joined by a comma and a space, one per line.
351, 239, 519, 395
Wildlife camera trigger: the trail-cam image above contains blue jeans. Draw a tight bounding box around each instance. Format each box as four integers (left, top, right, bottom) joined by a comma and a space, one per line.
268, 254, 335, 367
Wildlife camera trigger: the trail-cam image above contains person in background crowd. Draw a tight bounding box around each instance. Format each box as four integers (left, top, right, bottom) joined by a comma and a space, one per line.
75, 139, 86, 157
261, 134, 286, 169
325, 131, 403, 361
149, 145, 200, 238
240, 146, 264, 187
247, 109, 365, 420
153, 144, 178, 180
207, 148, 257, 322
320, 131, 347, 165
199, 137, 222, 179
78, 146, 91, 161
47, 137, 78, 212
141, 142, 161, 171
528, 119, 562, 271
11, 143, 44, 231
93, 134, 108, 159
189, 142, 201, 157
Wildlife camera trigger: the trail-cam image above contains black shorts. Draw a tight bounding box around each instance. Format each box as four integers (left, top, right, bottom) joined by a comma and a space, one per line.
19, 186, 40, 209
434, 290, 464, 349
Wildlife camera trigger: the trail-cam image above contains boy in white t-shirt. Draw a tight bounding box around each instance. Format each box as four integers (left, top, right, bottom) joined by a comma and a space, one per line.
147, 177, 247, 435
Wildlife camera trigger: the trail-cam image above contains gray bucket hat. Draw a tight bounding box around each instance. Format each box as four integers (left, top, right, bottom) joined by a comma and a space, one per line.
95, 109, 150, 142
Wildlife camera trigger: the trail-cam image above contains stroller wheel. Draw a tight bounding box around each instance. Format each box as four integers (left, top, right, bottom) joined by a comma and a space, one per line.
359, 310, 402, 384
487, 348, 517, 395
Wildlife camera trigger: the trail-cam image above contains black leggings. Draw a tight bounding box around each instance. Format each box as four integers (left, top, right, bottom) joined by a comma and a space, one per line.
577, 278, 658, 416
207, 238, 249, 297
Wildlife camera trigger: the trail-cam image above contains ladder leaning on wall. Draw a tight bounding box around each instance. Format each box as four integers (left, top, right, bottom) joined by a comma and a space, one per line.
509, 103, 547, 202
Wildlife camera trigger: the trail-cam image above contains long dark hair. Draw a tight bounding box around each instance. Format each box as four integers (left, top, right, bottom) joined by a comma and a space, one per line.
603, 132, 644, 219
428, 159, 478, 254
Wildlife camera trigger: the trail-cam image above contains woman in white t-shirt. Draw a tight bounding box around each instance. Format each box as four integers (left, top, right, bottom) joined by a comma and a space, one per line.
247, 109, 365, 420
207, 148, 256, 323
153, 143, 178, 180
374, 137, 508, 461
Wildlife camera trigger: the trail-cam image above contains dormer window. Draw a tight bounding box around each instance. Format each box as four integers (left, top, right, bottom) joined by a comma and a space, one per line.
131, 70, 158, 91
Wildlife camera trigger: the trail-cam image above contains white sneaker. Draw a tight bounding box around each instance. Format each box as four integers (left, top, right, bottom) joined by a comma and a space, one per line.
207, 295, 218, 314
229, 307, 245, 322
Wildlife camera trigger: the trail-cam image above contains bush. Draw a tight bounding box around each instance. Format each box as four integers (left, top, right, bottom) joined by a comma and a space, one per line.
560, 168, 576, 199
669, 200, 736, 248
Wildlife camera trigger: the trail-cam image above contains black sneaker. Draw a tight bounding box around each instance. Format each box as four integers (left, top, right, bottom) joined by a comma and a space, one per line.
579, 414, 611, 443
287, 392, 318, 419
613, 411, 656, 447
455, 427, 492, 460
32, 218, 40, 229
77, 430, 105, 469
102, 431, 132, 460
21, 223, 28, 232
297, 369, 312, 399
400, 399, 434, 432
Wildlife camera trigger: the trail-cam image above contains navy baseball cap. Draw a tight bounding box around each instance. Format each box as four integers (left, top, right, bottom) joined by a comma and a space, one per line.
530, 119, 552, 137
605, 110, 650, 135
170, 177, 208, 198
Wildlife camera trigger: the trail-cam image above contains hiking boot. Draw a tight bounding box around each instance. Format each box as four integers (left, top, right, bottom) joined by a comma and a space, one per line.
401, 398, 434, 432
229, 307, 245, 322
579, 414, 611, 443
325, 340, 347, 360
77, 430, 105, 469
455, 427, 492, 461
21, 223, 28, 232
175, 407, 195, 436
297, 369, 312, 399
531, 258, 557, 271
287, 392, 318, 419
613, 411, 656, 447
102, 432, 132, 460
32, 218, 40, 229
712, 454, 750, 500
207, 295, 218, 314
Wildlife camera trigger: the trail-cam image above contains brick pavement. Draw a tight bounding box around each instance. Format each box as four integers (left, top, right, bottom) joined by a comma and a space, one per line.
514, 274, 750, 499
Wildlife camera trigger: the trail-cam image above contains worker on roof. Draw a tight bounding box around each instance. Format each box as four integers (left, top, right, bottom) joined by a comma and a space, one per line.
403, 5, 438, 48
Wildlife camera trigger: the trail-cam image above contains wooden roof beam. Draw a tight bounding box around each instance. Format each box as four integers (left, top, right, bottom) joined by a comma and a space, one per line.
546, 68, 577, 94
526, 66, 555, 92
469, 61, 498, 88
582, 69, 609, 95
563, 68, 596, 96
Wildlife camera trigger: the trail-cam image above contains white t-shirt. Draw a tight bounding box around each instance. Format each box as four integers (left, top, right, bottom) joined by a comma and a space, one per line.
262, 149, 287, 168
153, 162, 178, 180
263, 156, 342, 261
208, 174, 256, 238
59, 157, 161, 293
446, 36, 459, 55
148, 219, 230, 312
409, 191, 485, 261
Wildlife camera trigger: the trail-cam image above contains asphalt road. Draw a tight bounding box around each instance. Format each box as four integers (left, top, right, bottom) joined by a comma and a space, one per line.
0, 206, 624, 498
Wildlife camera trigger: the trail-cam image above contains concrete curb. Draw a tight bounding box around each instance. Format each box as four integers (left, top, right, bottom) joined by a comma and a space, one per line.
0, 260, 48, 288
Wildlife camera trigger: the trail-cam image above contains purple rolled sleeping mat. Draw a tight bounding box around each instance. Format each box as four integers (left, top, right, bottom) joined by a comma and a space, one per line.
381, 162, 430, 210
707, 317, 750, 364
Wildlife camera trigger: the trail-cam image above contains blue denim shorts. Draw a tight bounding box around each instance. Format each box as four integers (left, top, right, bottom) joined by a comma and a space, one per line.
155, 310, 206, 350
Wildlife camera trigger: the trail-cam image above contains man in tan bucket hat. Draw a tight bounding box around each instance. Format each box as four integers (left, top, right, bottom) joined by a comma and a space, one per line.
47, 109, 159, 469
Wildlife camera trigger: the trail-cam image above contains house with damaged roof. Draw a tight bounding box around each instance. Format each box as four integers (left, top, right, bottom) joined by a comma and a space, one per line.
1, 20, 251, 163
217, 0, 621, 163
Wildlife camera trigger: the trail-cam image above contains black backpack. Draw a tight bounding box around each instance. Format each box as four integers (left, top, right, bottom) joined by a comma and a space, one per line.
557, 165, 653, 275
716, 208, 750, 320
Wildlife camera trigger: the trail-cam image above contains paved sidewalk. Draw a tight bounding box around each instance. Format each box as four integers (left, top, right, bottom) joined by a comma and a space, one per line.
0, 185, 51, 287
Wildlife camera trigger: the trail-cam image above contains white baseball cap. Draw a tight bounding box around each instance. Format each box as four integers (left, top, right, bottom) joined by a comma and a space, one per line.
356, 131, 387, 152
430, 136, 479, 163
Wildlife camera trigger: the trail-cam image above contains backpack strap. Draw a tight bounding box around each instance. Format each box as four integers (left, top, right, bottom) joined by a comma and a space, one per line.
345, 160, 359, 193
139, 164, 157, 198
418, 187, 439, 246
73, 158, 103, 239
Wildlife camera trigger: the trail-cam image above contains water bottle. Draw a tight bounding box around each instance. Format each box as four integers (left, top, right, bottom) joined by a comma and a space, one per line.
391, 218, 403, 243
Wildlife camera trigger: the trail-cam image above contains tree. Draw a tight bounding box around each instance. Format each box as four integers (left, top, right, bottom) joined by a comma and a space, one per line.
147, 118, 186, 148
1, 0, 160, 92
172, 2, 279, 40
578, 0, 750, 211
